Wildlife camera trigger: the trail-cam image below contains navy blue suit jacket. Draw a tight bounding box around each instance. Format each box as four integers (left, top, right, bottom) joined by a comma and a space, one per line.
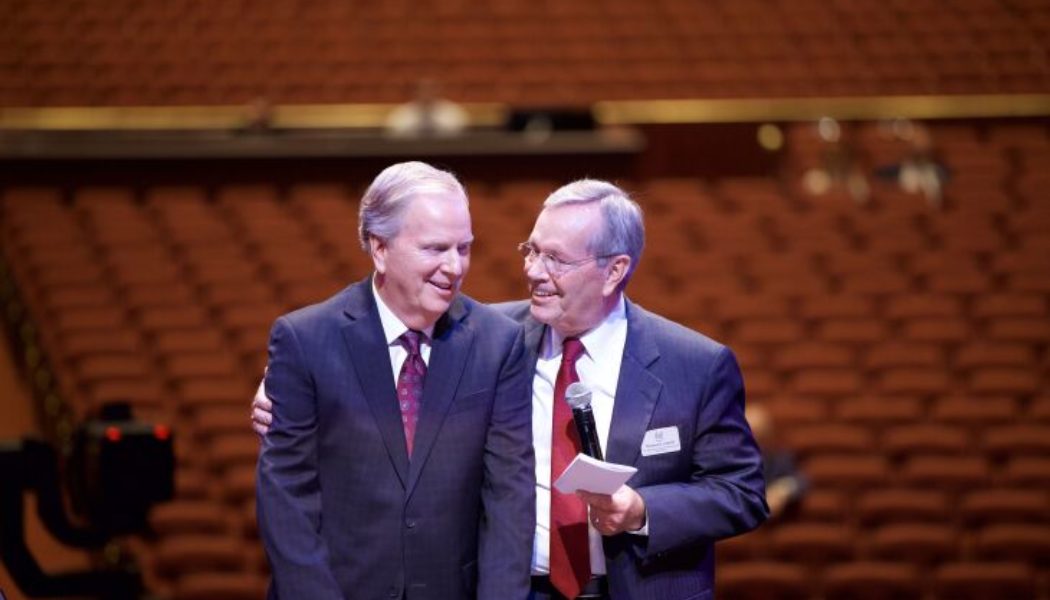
257, 279, 535, 599
495, 299, 768, 600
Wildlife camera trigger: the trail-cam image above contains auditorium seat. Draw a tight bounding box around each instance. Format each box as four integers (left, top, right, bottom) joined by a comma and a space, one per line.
789, 368, 865, 397
220, 464, 257, 506
176, 378, 254, 409
900, 455, 990, 490
934, 562, 1037, 600
1030, 397, 1050, 422
815, 318, 889, 344
884, 292, 963, 319
173, 467, 212, 501
138, 306, 210, 333
925, 268, 990, 294
877, 367, 954, 395
930, 396, 1020, 427
986, 317, 1050, 344
794, 489, 848, 523
53, 306, 129, 336
208, 433, 261, 472
150, 501, 232, 537
969, 366, 1041, 395
713, 294, 792, 322
856, 489, 950, 526
863, 341, 943, 369
769, 523, 856, 563
882, 424, 970, 458
798, 294, 877, 320
124, 281, 198, 311
868, 523, 958, 564
193, 405, 258, 443
165, 352, 240, 380
734, 318, 805, 345
1001, 456, 1050, 488
173, 573, 268, 600
61, 329, 142, 357
783, 423, 875, 457
155, 329, 226, 355
959, 489, 1050, 526
717, 528, 770, 561
954, 342, 1035, 371
973, 524, 1050, 564
761, 396, 830, 425
982, 425, 1050, 458
806, 455, 890, 491
822, 561, 922, 600
836, 396, 924, 426
771, 341, 855, 371
749, 260, 827, 295
153, 535, 248, 579
717, 561, 811, 600
899, 318, 970, 344
970, 292, 1045, 319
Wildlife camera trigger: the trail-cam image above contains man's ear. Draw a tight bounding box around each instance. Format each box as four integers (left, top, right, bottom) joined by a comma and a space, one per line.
369, 236, 387, 274
602, 255, 631, 296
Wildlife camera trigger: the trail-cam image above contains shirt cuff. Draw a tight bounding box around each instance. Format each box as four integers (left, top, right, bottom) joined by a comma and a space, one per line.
627, 509, 649, 536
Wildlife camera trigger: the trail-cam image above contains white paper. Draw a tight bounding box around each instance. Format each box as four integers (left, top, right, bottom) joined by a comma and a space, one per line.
553, 453, 638, 495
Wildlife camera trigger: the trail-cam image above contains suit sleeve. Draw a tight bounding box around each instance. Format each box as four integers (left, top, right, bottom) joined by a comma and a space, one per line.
256, 316, 344, 599
476, 327, 536, 599
635, 347, 769, 557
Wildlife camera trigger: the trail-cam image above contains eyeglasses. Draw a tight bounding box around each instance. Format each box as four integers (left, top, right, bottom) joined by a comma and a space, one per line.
517, 242, 616, 276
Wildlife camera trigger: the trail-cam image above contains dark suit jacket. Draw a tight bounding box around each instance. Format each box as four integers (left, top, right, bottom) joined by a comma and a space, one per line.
257, 279, 535, 600
494, 299, 768, 600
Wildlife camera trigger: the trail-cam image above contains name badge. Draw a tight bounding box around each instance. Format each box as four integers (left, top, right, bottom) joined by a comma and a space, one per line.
641, 426, 681, 457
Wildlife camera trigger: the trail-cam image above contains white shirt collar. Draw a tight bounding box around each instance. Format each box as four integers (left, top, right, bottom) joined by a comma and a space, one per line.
372, 277, 435, 346
544, 294, 627, 360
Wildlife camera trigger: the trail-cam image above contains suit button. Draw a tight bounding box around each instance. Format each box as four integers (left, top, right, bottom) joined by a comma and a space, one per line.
406, 519, 417, 528
389, 586, 400, 597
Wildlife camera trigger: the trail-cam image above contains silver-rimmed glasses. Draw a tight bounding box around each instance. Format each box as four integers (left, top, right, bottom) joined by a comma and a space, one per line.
517, 242, 616, 276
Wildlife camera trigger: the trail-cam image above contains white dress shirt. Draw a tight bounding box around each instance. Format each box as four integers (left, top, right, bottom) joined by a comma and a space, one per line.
373, 280, 434, 378
531, 294, 630, 576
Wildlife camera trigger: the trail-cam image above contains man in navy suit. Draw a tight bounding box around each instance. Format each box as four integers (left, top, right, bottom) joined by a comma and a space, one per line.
499, 180, 767, 600
256, 179, 766, 599
256, 161, 534, 599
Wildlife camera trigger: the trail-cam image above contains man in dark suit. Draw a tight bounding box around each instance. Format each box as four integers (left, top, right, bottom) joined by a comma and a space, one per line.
502, 180, 767, 600
255, 179, 766, 600
256, 161, 535, 600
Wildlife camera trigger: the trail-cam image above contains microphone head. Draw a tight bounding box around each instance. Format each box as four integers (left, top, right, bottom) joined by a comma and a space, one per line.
565, 382, 592, 409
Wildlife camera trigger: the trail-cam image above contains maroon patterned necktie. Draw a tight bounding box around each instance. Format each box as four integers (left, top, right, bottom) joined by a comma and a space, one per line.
397, 330, 427, 456
550, 336, 589, 599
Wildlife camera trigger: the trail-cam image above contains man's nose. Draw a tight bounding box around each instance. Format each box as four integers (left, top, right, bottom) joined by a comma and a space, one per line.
441, 249, 464, 276
524, 255, 547, 280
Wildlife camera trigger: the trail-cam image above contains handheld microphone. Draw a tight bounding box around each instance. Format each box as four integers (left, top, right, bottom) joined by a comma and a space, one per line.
565, 382, 603, 461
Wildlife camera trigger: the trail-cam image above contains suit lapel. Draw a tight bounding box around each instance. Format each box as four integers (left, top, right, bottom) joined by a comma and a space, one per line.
341, 281, 410, 487
521, 310, 546, 370
406, 296, 473, 494
606, 301, 663, 467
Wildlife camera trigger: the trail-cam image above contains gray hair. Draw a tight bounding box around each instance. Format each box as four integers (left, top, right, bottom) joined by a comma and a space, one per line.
358, 161, 468, 250
543, 179, 645, 288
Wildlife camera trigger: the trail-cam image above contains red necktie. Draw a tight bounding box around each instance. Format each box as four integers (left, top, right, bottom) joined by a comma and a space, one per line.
550, 337, 589, 599
397, 330, 426, 456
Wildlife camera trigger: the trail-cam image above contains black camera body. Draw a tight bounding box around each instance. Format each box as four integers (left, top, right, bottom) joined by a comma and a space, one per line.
69, 412, 175, 536
1, 404, 174, 599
